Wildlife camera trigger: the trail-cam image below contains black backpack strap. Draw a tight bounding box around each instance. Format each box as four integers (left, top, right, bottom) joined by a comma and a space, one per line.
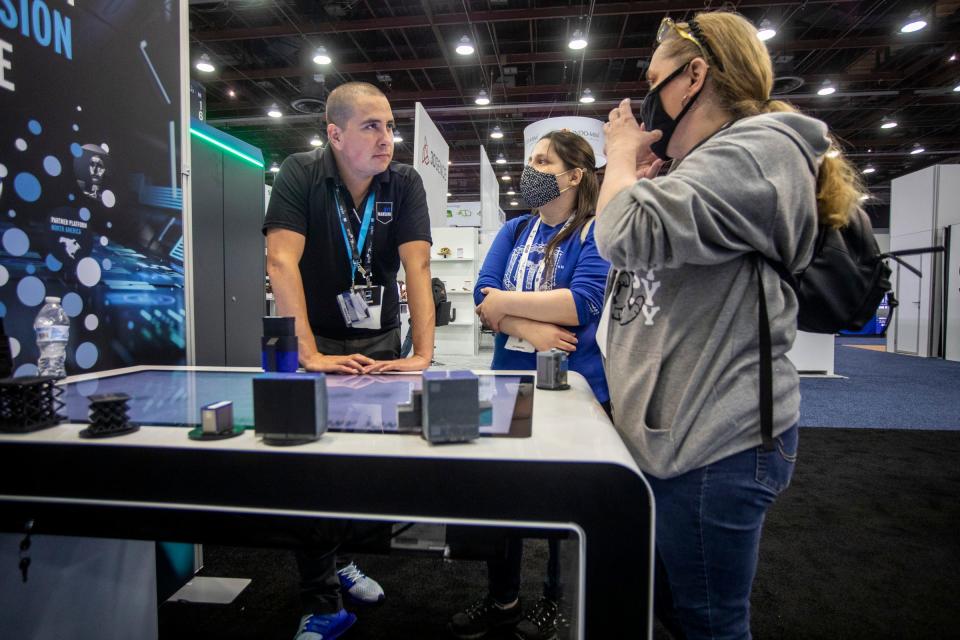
513, 215, 533, 243
754, 256, 776, 452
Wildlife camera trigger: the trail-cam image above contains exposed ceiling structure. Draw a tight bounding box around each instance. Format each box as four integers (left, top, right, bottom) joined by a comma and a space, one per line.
190, 0, 960, 224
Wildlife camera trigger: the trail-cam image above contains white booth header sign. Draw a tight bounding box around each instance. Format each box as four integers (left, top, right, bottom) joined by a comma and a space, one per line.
523, 116, 606, 168
413, 103, 450, 227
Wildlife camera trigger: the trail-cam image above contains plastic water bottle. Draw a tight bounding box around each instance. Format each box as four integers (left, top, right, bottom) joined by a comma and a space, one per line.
34, 297, 70, 378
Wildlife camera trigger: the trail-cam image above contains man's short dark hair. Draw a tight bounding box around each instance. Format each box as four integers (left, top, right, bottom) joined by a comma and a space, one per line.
326, 82, 387, 127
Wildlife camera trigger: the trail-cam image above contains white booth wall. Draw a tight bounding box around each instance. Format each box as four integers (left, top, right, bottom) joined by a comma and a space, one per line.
887, 164, 960, 358
947, 224, 960, 362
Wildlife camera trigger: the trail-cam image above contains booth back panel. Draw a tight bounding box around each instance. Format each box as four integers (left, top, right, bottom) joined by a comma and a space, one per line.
0, 2, 185, 375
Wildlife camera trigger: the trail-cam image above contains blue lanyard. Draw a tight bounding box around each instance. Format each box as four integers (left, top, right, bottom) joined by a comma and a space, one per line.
334, 189, 375, 285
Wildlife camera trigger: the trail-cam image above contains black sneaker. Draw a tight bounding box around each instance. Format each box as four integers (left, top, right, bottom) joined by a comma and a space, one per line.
448, 595, 523, 639
514, 596, 567, 640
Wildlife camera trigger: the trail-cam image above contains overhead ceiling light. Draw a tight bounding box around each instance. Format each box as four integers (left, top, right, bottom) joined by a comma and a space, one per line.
393, 132, 403, 143
816, 80, 836, 96
495, 153, 507, 165
900, 10, 927, 34
757, 19, 777, 42
310, 135, 323, 147
227, 88, 236, 98
949, 53, 958, 62
490, 125, 504, 139
195, 53, 215, 73
475, 89, 491, 106
880, 117, 898, 129
269, 162, 280, 173
579, 88, 595, 103
501, 172, 511, 182
312, 46, 332, 65
859, 194, 870, 201
954, 83, 960, 92
267, 104, 283, 118
863, 166, 876, 174
506, 188, 516, 195
447, 192, 452, 197
455, 35, 475, 56
568, 29, 588, 50
827, 149, 840, 158
448, 161, 453, 165
910, 143, 925, 155
510, 200, 519, 206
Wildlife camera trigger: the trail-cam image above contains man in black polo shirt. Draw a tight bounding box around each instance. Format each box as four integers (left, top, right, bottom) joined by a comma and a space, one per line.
263, 82, 434, 640
264, 82, 434, 375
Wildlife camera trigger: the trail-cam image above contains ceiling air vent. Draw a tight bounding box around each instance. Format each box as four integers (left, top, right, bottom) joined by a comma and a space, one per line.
772, 76, 804, 95
291, 73, 327, 114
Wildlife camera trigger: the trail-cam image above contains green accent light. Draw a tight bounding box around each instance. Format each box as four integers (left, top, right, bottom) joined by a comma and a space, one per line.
190, 127, 264, 168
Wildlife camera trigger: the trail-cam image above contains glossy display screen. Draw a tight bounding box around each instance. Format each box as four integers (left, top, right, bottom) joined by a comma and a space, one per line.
61, 370, 533, 437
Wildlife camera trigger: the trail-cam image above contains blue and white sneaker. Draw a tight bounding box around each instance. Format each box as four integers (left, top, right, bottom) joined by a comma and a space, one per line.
293, 610, 357, 640
337, 561, 385, 604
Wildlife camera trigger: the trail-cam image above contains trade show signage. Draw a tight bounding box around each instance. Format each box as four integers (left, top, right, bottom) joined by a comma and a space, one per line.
413, 103, 449, 227
0, 1, 185, 375
446, 201, 481, 227
479, 145, 500, 230
524, 116, 606, 168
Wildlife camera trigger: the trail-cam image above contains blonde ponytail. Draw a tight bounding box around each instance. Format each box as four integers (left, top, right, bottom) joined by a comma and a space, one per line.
659, 11, 864, 228
815, 152, 864, 229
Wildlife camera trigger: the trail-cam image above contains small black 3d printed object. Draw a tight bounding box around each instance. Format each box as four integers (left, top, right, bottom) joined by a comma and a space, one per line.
0, 376, 63, 433
0, 318, 12, 379
536, 349, 570, 391
80, 393, 139, 439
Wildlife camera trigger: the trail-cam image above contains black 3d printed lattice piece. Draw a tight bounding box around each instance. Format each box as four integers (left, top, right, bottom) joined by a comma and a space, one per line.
0, 319, 12, 379
79, 393, 139, 439
0, 376, 64, 433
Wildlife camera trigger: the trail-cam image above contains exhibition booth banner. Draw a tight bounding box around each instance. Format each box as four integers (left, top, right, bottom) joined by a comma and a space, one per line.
0, 1, 185, 375
524, 116, 607, 168
445, 201, 481, 227
479, 145, 501, 230
413, 103, 449, 227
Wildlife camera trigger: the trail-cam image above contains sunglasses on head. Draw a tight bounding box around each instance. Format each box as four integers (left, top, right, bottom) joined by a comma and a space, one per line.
656, 17, 725, 73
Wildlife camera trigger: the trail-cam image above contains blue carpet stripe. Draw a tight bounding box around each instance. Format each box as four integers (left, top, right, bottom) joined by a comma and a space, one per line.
799, 339, 960, 430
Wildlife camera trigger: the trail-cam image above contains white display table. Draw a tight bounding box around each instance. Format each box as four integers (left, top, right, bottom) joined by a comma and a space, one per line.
0, 367, 653, 639
787, 331, 836, 375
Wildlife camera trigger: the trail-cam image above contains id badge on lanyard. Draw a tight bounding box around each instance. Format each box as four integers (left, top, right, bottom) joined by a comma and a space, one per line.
335, 189, 383, 329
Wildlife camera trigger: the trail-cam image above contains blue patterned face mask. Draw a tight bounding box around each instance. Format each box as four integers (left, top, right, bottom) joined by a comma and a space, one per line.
519, 165, 574, 208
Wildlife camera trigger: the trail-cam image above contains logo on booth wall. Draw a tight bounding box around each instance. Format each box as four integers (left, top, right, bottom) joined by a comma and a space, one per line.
419, 137, 448, 182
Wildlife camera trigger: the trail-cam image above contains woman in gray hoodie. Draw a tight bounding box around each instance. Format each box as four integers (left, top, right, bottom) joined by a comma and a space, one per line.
594, 10, 865, 640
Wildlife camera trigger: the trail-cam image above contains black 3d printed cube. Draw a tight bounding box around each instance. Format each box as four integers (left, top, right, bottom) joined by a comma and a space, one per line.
421, 370, 479, 444
253, 373, 327, 446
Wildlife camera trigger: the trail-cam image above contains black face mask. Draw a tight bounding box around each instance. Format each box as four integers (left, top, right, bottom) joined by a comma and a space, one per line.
519, 165, 574, 209
640, 62, 702, 160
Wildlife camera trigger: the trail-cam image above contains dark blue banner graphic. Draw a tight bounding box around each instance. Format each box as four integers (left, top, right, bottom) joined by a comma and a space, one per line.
0, 0, 184, 375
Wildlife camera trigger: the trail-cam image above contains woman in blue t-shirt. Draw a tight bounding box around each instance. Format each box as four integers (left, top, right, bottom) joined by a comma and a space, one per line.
448, 131, 610, 640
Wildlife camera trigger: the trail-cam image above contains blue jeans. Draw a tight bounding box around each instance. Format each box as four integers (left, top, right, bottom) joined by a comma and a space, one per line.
647, 424, 798, 640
